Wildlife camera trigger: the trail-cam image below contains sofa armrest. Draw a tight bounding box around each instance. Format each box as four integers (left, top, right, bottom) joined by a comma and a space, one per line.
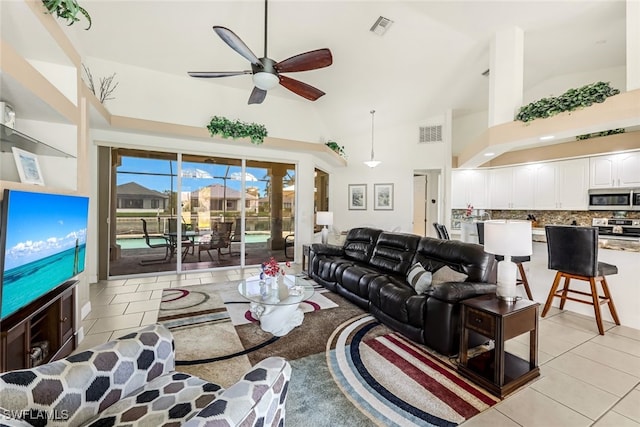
427, 282, 496, 304
0, 324, 175, 427
185, 357, 291, 427
310, 243, 344, 257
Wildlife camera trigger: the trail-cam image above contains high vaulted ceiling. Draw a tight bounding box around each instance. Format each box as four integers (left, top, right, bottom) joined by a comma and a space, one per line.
58, 0, 627, 156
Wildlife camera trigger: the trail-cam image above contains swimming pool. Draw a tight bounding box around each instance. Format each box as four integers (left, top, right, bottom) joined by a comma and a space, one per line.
116, 233, 271, 249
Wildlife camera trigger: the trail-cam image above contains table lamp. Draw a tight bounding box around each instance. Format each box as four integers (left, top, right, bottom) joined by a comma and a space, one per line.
316, 211, 333, 244
483, 220, 532, 302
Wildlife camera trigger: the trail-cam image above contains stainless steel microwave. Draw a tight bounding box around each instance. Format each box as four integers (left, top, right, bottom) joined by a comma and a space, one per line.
588, 189, 632, 210
632, 189, 640, 211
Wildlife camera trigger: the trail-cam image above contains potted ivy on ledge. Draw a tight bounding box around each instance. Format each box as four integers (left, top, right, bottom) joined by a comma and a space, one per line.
325, 140, 346, 158
42, 0, 92, 30
206, 116, 268, 145
516, 81, 620, 123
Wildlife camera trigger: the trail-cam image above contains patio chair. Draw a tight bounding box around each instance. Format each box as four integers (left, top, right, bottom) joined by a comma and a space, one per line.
198, 224, 233, 261
227, 218, 244, 256
139, 219, 173, 265
284, 234, 295, 259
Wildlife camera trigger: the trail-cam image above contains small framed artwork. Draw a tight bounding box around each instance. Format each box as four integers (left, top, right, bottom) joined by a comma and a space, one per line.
374, 183, 394, 210
348, 184, 367, 210
12, 147, 45, 185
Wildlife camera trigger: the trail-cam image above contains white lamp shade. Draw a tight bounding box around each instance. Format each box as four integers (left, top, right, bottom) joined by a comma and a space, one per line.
483, 220, 532, 256
316, 211, 333, 226
252, 72, 279, 90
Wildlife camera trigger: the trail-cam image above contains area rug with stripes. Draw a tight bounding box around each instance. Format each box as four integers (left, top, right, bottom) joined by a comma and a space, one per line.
157, 278, 500, 427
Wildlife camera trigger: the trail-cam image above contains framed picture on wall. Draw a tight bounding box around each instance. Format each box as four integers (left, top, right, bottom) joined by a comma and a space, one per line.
12, 147, 45, 185
374, 183, 394, 210
348, 184, 367, 210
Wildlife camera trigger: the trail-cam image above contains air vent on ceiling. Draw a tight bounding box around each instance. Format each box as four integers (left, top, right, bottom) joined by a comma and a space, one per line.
370, 16, 393, 36
419, 125, 443, 143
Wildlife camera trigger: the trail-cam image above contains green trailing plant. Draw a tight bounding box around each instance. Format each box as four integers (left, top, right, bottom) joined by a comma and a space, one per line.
516, 81, 620, 123
325, 140, 346, 158
576, 128, 626, 141
42, 0, 92, 30
206, 116, 268, 145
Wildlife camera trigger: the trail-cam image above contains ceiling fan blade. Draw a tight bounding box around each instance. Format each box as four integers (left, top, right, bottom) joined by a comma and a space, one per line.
278, 75, 325, 101
248, 87, 267, 104
188, 71, 251, 78
212, 26, 261, 65
275, 48, 333, 73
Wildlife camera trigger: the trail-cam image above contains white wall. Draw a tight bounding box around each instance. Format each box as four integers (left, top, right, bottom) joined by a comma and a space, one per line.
27, 60, 78, 106
84, 57, 331, 144
328, 115, 450, 233
523, 65, 626, 104
452, 110, 487, 158
451, 65, 626, 159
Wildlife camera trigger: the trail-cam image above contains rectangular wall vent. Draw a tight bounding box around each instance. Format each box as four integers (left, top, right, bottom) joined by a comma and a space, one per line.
419, 125, 443, 143
370, 16, 393, 36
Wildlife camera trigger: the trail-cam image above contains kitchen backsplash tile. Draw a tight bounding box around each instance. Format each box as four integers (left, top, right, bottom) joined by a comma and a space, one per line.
452, 210, 640, 228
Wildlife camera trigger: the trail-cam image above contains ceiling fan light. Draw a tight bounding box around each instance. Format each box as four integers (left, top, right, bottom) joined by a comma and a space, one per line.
253, 72, 279, 90
364, 159, 382, 168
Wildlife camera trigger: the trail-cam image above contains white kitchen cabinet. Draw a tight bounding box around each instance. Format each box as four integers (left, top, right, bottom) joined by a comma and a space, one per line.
489, 166, 535, 209
590, 152, 640, 189
534, 158, 589, 210
451, 169, 489, 209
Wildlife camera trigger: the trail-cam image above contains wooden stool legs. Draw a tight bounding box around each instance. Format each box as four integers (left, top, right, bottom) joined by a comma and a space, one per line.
541, 271, 620, 335
516, 262, 533, 300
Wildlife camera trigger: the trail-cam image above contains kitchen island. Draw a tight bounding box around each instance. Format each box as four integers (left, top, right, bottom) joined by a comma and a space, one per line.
451, 227, 640, 330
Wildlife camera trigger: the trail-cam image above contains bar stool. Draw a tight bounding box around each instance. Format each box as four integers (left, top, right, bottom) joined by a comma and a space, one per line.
542, 225, 620, 335
477, 221, 533, 300
432, 222, 450, 240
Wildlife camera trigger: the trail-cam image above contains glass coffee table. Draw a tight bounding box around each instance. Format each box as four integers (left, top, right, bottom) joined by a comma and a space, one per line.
238, 275, 315, 336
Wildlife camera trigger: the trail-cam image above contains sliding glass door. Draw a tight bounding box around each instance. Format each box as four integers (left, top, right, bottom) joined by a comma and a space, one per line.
106, 148, 295, 277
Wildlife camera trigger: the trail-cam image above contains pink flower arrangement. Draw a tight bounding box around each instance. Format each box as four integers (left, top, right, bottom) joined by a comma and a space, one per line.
260, 257, 291, 278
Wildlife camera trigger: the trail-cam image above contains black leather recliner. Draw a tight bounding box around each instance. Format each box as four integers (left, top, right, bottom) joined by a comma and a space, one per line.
310, 227, 497, 356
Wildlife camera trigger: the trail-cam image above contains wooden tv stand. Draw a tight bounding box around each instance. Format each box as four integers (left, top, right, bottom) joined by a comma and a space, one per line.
0, 280, 77, 372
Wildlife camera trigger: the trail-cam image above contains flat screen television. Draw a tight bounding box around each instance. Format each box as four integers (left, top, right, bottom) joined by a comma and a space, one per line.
0, 189, 89, 321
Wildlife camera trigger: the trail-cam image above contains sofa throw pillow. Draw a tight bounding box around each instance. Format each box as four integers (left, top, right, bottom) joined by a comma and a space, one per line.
406, 263, 433, 294
431, 265, 468, 287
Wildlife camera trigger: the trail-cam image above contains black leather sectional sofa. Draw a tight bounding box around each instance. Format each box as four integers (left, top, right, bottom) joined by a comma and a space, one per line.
309, 227, 497, 356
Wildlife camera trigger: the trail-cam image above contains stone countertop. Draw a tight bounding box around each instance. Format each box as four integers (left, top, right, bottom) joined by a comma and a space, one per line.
453, 227, 640, 252
532, 228, 640, 252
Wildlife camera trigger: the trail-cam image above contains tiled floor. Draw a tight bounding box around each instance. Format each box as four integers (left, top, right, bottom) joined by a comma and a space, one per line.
80, 265, 640, 427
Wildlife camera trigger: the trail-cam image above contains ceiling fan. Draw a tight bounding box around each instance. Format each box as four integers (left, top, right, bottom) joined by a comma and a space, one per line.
188, 0, 333, 105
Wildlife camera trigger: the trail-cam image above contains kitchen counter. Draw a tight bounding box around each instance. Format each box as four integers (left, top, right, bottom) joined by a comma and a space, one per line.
532, 227, 640, 252
452, 227, 640, 252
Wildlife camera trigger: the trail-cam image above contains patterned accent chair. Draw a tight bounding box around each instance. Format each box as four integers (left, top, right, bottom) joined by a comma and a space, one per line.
0, 324, 291, 427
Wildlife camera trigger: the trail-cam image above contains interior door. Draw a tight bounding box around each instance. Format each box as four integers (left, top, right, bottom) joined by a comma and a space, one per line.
413, 174, 427, 236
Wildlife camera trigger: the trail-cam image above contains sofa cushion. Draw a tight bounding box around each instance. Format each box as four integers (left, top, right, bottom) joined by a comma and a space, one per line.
83, 372, 222, 427
184, 357, 291, 427
431, 265, 468, 287
415, 237, 495, 283
368, 232, 421, 275
342, 227, 383, 263
406, 263, 433, 294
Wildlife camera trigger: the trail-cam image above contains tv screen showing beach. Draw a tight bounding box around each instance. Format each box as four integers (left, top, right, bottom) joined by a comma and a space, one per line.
0, 190, 89, 320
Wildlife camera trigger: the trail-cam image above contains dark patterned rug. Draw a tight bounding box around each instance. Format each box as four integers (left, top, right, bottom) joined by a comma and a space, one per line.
157, 279, 499, 426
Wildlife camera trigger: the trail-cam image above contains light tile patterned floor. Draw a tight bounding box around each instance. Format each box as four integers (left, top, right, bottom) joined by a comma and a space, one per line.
79, 264, 640, 427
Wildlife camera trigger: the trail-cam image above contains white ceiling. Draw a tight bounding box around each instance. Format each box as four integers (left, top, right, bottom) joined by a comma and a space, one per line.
34, 1, 632, 154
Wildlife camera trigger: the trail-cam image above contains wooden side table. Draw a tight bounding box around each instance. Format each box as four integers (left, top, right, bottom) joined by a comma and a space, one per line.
458, 294, 540, 397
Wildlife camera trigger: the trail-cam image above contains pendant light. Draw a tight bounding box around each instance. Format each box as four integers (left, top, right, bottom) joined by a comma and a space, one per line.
364, 109, 381, 168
